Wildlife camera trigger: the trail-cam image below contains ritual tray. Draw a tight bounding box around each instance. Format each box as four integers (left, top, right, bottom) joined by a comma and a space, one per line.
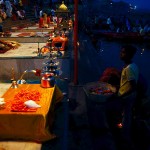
83, 81, 115, 103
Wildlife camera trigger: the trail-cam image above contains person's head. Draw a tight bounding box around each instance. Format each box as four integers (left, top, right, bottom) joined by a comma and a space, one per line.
120, 44, 137, 63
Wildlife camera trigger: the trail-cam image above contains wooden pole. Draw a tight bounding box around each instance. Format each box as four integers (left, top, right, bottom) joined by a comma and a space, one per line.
73, 0, 78, 85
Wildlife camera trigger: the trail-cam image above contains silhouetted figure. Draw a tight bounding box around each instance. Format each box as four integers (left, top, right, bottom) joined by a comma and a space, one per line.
105, 45, 139, 150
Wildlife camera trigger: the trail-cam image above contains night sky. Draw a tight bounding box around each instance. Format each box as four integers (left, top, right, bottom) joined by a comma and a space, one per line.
113, 0, 150, 10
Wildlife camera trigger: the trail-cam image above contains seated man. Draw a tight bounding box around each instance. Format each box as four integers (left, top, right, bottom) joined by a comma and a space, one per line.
43, 13, 48, 28
39, 13, 49, 28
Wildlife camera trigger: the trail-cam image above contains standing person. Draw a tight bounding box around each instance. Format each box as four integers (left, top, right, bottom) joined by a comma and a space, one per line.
5, 0, 12, 17
105, 44, 139, 150
119, 44, 139, 149
118, 45, 139, 99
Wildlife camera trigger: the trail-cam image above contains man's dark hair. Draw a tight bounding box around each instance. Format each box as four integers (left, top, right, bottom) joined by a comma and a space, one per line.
122, 44, 137, 58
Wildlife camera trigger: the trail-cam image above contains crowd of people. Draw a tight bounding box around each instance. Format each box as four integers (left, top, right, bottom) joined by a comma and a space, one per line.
0, 0, 26, 22
86, 9, 150, 148
39, 12, 53, 28
91, 14, 150, 35
38, 7, 72, 29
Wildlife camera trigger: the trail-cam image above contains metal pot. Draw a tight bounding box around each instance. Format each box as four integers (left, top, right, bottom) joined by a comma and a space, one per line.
41, 74, 55, 88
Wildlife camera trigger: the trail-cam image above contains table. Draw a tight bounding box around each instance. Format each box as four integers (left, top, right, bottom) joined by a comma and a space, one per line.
0, 84, 63, 142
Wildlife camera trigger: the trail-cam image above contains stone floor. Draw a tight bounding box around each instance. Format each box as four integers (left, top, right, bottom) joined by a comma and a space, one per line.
0, 43, 45, 58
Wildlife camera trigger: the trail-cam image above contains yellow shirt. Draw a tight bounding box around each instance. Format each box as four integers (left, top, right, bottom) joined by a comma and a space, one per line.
119, 63, 139, 95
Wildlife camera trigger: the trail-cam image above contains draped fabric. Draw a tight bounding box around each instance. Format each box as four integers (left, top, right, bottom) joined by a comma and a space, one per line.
39, 17, 43, 28
0, 84, 63, 142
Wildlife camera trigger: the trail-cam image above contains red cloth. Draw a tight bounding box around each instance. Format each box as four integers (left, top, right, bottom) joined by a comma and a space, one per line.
39, 17, 44, 28
99, 67, 121, 86
47, 17, 51, 24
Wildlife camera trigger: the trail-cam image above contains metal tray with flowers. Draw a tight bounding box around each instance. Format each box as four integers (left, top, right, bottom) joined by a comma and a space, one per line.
84, 81, 116, 103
